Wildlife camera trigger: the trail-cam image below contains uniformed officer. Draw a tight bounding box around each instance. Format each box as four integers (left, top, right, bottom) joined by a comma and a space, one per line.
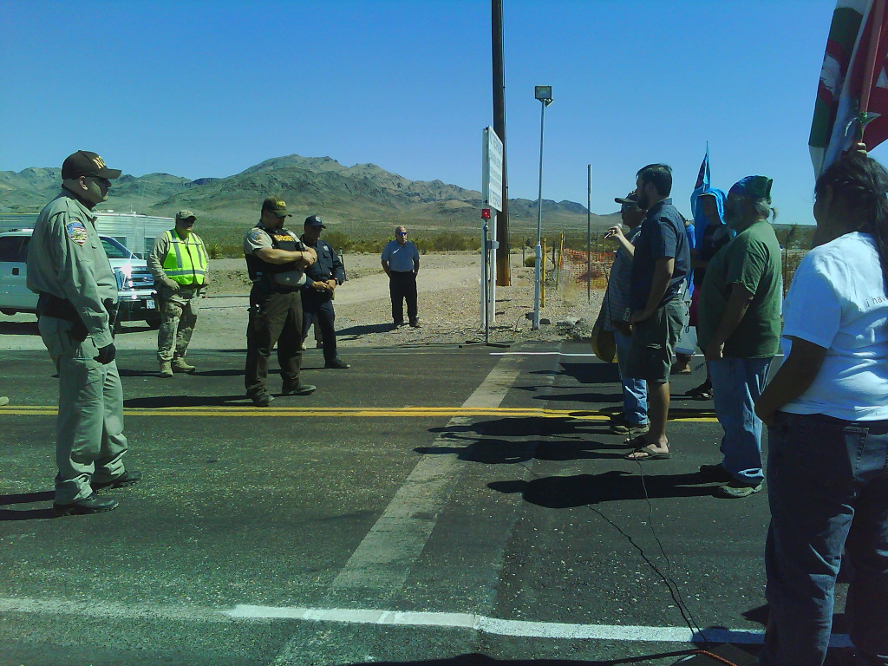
244, 197, 318, 407
147, 210, 209, 377
300, 215, 349, 369
27, 150, 141, 516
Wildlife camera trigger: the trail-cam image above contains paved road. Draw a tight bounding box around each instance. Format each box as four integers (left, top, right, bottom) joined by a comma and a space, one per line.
0, 343, 848, 665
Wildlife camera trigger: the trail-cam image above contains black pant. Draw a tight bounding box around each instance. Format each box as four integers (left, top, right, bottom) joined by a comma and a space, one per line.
301, 292, 337, 362
389, 271, 417, 324
244, 290, 303, 396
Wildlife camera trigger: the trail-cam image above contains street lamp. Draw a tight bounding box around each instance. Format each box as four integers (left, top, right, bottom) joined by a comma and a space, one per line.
533, 85, 553, 331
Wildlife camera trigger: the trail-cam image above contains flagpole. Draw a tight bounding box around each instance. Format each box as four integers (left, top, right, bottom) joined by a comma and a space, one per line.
862, 0, 887, 114
858, 0, 887, 145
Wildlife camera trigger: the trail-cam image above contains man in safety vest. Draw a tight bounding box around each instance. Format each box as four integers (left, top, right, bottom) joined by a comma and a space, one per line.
147, 210, 209, 377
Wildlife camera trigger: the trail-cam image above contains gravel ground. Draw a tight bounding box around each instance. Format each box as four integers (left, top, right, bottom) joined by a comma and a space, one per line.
0, 252, 605, 352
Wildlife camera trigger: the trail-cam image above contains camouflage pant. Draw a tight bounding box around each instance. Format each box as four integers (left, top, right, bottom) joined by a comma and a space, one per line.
157, 288, 199, 362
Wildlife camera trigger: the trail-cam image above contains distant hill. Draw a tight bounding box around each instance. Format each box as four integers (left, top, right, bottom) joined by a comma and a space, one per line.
0, 154, 620, 245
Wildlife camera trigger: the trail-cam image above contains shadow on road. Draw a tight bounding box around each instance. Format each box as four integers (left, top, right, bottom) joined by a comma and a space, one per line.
124, 395, 250, 408
489, 470, 719, 508
338, 323, 396, 338
118, 368, 243, 378
0, 321, 39, 335
343, 650, 695, 665
0, 490, 55, 521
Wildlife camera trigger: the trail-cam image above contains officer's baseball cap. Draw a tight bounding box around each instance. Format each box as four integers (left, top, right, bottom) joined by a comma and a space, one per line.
61, 150, 122, 180
304, 215, 326, 229
262, 197, 292, 217
176, 210, 197, 224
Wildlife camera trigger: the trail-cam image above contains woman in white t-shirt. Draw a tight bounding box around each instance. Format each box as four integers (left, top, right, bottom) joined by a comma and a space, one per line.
755, 152, 888, 665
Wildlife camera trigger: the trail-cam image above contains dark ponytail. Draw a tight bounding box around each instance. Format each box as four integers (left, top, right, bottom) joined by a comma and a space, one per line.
815, 153, 888, 291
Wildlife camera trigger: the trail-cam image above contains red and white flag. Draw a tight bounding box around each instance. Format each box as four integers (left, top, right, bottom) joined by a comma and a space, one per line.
810, 0, 888, 175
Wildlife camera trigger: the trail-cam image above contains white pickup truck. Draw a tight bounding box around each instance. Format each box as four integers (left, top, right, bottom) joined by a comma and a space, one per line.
0, 228, 161, 330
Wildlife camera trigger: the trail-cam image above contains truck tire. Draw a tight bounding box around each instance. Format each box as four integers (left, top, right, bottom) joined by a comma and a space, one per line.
146, 313, 162, 330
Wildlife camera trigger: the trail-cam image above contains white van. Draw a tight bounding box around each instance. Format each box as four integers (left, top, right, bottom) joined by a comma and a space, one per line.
0, 229, 160, 330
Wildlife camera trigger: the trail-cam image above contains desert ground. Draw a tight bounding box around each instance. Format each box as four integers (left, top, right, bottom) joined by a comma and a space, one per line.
0, 252, 605, 353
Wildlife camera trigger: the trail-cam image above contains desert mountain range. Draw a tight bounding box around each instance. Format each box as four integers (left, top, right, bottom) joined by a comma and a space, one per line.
0, 155, 617, 240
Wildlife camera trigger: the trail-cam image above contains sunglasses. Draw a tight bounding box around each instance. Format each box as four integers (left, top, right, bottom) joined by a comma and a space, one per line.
397, 231, 408, 236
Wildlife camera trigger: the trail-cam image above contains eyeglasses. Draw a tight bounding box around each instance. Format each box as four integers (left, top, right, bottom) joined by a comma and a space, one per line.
621, 203, 639, 212
397, 231, 408, 236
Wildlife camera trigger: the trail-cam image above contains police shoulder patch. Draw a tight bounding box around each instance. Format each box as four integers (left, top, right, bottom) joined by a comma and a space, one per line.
66, 221, 88, 246
248, 228, 267, 243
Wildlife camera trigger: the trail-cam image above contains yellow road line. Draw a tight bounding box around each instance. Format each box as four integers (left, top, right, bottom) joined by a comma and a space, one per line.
0, 406, 718, 422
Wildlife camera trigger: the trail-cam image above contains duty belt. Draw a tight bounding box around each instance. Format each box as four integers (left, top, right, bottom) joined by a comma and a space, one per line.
37, 293, 118, 340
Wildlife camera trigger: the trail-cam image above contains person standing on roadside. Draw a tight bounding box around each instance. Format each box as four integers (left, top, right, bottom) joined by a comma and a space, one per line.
300, 215, 349, 369
27, 151, 141, 516
755, 151, 888, 666
604, 191, 648, 437
381, 225, 421, 328
243, 197, 318, 407
623, 163, 691, 461
697, 176, 782, 499
685, 189, 730, 400
148, 210, 209, 378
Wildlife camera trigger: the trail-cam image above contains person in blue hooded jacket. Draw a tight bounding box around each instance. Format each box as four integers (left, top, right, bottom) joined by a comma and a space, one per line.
685, 188, 731, 399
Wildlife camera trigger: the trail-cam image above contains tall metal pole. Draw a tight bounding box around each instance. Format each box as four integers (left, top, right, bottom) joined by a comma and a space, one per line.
533, 100, 546, 330
492, 0, 510, 286
586, 164, 591, 302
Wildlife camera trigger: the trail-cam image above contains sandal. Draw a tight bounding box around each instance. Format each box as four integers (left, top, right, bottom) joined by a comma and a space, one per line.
622, 434, 649, 448
625, 445, 672, 461
686, 382, 713, 400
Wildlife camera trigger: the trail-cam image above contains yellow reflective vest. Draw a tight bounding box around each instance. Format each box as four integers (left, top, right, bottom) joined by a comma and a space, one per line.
161, 230, 208, 286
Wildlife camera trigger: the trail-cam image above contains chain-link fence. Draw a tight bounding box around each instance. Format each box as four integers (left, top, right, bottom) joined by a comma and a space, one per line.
552, 243, 809, 297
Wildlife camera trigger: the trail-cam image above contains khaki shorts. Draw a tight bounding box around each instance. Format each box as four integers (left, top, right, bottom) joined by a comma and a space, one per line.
625, 298, 688, 383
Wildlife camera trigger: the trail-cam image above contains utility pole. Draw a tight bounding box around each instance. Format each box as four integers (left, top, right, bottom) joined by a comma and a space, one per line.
492, 0, 510, 286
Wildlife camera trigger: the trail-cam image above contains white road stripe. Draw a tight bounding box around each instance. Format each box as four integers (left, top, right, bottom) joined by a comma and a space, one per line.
328, 355, 523, 594
0, 596, 853, 647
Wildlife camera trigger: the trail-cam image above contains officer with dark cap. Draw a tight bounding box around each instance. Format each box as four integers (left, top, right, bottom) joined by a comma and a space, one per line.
300, 215, 349, 369
28, 150, 141, 516
243, 197, 318, 407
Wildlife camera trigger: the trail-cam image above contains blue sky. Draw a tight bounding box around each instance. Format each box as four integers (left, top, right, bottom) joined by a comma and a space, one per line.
0, 0, 865, 224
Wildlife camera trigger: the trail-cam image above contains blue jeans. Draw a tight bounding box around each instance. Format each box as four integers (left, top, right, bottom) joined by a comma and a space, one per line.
760, 412, 888, 666
614, 329, 647, 425
708, 356, 772, 484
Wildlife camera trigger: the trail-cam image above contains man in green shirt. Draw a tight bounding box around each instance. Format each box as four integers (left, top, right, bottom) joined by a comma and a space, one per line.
697, 175, 782, 498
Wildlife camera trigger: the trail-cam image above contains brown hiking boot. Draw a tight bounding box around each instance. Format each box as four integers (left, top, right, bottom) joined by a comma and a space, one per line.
158, 361, 173, 378
171, 358, 196, 373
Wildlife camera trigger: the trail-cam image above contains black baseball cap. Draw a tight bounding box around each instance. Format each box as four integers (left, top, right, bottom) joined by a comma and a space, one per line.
262, 197, 292, 217
61, 151, 122, 180
304, 215, 326, 228
614, 191, 638, 205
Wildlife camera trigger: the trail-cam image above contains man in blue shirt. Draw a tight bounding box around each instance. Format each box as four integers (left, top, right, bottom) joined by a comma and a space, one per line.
381, 226, 421, 328
624, 164, 690, 461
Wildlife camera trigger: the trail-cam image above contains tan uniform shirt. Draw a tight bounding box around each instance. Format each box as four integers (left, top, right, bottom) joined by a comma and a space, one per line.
27, 190, 117, 348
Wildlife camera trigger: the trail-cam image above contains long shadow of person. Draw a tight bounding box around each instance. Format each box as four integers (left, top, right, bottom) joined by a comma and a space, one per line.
489, 470, 717, 509
0, 490, 55, 521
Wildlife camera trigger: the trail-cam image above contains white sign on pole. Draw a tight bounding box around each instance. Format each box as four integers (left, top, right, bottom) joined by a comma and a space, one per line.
482, 127, 504, 212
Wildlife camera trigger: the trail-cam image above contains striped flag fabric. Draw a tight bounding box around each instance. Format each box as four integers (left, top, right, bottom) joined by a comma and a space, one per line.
810, 0, 888, 174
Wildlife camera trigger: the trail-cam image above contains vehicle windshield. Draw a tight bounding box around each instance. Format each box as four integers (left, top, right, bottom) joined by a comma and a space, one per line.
100, 237, 135, 260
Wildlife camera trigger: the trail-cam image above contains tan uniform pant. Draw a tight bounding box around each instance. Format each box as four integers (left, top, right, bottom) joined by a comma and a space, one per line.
38, 316, 128, 504
157, 287, 199, 362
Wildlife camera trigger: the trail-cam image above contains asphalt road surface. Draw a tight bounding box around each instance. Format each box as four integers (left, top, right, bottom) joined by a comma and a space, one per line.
0, 343, 850, 665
